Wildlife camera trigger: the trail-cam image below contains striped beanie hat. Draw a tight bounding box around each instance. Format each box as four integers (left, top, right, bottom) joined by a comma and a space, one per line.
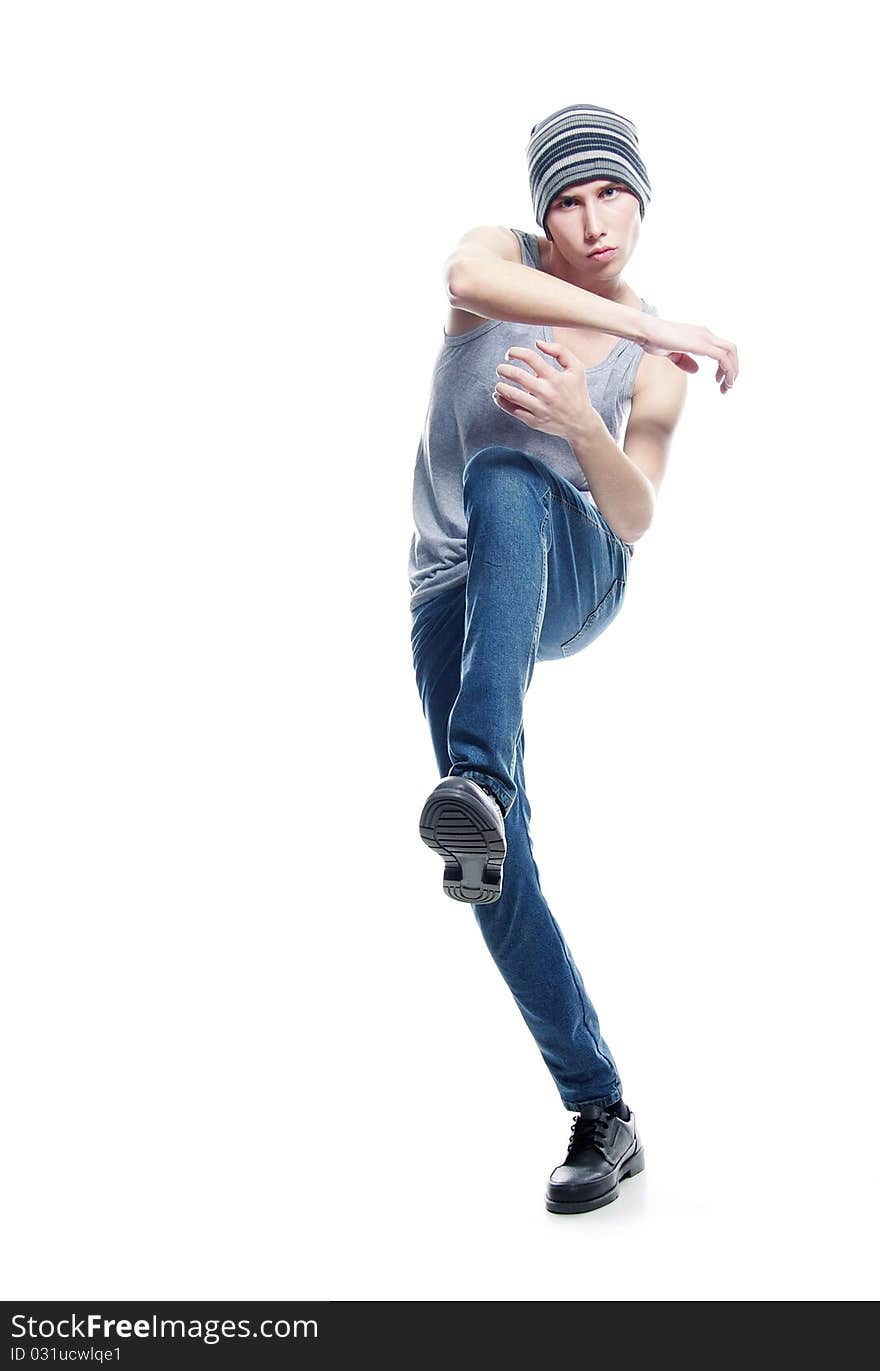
527, 103, 652, 239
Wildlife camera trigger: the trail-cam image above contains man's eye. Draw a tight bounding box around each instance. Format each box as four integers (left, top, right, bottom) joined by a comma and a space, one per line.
559, 187, 619, 207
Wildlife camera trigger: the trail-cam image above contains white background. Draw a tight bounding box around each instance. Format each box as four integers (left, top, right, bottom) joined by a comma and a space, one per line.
2, 0, 877, 1301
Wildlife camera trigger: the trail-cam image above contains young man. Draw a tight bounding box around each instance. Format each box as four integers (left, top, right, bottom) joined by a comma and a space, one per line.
408, 103, 738, 1213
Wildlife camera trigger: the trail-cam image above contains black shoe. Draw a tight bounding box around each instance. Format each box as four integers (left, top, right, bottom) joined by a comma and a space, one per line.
545, 1103, 645, 1214
418, 776, 507, 904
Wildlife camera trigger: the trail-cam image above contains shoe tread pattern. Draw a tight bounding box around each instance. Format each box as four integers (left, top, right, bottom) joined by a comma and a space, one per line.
419, 779, 507, 904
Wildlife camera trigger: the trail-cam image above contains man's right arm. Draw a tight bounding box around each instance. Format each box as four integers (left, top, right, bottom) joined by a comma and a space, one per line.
444, 225, 652, 346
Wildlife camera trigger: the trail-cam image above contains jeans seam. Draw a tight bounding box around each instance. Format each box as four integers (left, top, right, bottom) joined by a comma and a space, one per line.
530, 495, 551, 658
491, 495, 549, 810
547, 489, 610, 537
547, 489, 629, 560
554, 930, 620, 1082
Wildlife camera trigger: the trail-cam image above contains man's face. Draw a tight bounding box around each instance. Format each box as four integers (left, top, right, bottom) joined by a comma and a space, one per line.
544, 178, 640, 269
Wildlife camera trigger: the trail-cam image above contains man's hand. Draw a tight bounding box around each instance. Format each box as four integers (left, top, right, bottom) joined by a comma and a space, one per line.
492, 339, 600, 439
641, 317, 738, 394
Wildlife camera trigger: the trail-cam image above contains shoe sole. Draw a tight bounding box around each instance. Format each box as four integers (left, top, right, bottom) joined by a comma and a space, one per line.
544, 1146, 645, 1214
419, 778, 507, 904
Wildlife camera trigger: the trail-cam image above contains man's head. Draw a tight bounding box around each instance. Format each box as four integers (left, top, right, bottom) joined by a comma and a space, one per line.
526, 103, 651, 243
542, 177, 642, 274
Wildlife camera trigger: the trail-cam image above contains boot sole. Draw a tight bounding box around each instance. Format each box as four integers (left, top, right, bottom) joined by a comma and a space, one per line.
544, 1146, 645, 1214
419, 778, 507, 904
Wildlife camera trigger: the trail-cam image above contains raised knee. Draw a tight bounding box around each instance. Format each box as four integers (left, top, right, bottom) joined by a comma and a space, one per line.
463, 445, 538, 486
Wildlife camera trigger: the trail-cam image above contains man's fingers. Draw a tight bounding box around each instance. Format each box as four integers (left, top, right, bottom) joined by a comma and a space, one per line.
503, 345, 555, 377
495, 363, 542, 397
492, 391, 534, 423
494, 379, 538, 412
715, 337, 738, 387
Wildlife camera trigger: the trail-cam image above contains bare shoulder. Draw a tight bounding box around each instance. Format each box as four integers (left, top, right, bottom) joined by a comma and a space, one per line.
446, 224, 522, 267
444, 225, 524, 337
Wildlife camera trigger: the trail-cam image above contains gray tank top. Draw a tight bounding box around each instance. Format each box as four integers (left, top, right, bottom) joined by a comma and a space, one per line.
407, 228, 658, 609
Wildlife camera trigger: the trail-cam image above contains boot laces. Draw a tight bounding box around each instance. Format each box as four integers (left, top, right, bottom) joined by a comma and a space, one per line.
566, 1110, 612, 1157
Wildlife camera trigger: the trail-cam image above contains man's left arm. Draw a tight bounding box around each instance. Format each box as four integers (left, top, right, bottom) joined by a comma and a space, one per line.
566, 356, 689, 544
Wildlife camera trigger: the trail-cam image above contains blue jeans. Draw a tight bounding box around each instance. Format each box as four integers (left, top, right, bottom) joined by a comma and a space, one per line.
410, 446, 632, 1112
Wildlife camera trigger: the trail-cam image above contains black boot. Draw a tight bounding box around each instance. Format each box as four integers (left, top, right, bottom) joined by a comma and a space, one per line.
545, 1103, 645, 1214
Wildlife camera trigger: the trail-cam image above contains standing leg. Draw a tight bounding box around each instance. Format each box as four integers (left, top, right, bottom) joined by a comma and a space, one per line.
411, 472, 628, 1111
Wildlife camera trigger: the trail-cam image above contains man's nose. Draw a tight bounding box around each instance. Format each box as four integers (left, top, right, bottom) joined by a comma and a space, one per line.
583, 207, 603, 238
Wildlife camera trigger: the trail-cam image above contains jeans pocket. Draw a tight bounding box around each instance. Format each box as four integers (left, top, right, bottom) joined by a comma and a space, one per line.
560, 578, 624, 658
